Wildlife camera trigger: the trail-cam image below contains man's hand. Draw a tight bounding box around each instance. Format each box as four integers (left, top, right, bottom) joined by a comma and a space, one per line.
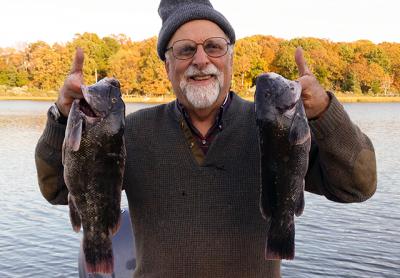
56, 48, 85, 117
295, 47, 330, 119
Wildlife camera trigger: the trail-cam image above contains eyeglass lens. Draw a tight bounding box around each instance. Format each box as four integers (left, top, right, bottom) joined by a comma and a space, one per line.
172, 37, 228, 60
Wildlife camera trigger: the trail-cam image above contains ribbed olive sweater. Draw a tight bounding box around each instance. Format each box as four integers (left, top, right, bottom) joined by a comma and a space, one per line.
35, 92, 377, 278
124, 95, 279, 277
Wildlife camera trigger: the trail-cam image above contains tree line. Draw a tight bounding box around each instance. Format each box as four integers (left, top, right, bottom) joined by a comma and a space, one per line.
1, 32, 400, 96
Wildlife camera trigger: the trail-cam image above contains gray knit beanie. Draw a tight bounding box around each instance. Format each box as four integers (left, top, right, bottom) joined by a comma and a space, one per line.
157, 0, 236, 61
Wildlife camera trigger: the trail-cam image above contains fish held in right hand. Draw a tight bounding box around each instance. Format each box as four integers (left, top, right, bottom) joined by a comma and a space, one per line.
63, 77, 126, 274
255, 72, 311, 260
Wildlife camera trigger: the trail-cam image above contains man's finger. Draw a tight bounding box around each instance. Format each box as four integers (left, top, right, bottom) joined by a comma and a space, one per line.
295, 47, 312, 77
70, 48, 84, 74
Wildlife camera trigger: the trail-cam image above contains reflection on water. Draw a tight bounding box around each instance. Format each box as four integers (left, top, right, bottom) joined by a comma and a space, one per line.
0, 101, 399, 277
282, 103, 400, 278
0, 101, 151, 278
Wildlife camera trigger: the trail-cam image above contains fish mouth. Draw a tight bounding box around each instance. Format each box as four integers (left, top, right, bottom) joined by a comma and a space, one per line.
79, 86, 99, 118
78, 98, 97, 118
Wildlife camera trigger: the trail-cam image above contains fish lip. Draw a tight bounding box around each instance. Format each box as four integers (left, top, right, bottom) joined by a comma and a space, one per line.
80, 85, 104, 118
81, 85, 92, 104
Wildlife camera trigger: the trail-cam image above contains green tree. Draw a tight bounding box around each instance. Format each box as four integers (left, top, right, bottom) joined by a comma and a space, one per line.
68, 33, 121, 83
271, 42, 298, 80
0, 48, 29, 87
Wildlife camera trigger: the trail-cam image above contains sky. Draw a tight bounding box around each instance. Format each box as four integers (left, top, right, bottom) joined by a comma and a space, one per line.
1, 0, 399, 48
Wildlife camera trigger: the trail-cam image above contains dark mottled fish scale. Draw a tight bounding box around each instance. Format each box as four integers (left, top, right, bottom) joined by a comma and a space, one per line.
255, 73, 311, 260
62, 78, 126, 274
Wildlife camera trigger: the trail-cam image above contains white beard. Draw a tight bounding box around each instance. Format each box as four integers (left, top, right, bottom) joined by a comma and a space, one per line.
179, 64, 224, 109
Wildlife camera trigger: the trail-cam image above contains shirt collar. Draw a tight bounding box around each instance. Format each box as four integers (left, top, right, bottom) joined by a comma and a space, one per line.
176, 92, 232, 121
176, 91, 233, 137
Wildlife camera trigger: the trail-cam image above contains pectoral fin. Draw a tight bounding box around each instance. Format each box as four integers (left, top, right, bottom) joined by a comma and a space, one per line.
67, 118, 83, 152
294, 185, 305, 217
288, 111, 310, 146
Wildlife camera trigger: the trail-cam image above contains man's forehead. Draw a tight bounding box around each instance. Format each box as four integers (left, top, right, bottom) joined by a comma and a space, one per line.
168, 20, 228, 44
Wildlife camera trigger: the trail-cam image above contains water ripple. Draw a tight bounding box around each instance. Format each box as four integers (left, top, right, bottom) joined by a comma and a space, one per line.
1, 101, 399, 277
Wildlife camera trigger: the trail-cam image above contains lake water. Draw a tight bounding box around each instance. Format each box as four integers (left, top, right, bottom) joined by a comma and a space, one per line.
0, 100, 399, 277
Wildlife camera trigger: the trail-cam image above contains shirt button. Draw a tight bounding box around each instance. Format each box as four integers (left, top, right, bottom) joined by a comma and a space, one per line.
190, 142, 194, 148
202, 139, 206, 145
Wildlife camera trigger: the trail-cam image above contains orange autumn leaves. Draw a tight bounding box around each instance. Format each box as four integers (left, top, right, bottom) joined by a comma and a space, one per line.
1, 33, 399, 96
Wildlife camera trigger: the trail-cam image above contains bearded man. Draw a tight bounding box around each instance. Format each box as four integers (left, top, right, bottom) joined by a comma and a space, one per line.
35, 0, 377, 277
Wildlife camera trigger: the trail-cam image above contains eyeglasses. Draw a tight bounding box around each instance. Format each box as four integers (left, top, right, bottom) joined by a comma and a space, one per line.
166, 37, 231, 60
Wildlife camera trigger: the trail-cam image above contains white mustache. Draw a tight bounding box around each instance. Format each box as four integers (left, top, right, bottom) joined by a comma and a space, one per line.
179, 64, 224, 109
184, 64, 220, 78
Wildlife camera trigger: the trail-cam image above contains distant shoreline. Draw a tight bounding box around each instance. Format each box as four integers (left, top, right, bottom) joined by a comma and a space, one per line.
0, 95, 176, 104
1, 95, 400, 103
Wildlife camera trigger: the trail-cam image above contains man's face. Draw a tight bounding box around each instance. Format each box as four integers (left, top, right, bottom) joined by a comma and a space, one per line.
165, 20, 233, 110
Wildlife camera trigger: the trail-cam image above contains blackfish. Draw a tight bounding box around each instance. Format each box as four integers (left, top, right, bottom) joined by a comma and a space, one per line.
255, 72, 311, 260
62, 77, 126, 274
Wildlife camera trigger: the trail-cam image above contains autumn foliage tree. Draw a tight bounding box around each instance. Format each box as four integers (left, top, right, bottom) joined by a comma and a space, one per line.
26, 41, 70, 90
1, 33, 400, 97
108, 39, 142, 95
135, 37, 171, 96
0, 48, 29, 87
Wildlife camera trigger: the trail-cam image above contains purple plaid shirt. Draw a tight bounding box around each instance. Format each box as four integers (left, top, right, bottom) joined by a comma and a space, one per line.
177, 92, 233, 155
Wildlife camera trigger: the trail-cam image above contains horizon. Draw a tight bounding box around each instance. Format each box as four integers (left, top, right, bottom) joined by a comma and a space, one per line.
4, 33, 399, 52
1, 0, 400, 49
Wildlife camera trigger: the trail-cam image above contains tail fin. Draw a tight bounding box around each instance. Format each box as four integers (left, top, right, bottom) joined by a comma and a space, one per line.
265, 217, 295, 260
83, 233, 114, 274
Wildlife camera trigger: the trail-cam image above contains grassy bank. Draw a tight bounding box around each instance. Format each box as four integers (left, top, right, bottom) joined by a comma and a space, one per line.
1, 85, 400, 104
335, 95, 400, 103
243, 95, 400, 103
2, 95, 400, 103
0, 95, 176, 103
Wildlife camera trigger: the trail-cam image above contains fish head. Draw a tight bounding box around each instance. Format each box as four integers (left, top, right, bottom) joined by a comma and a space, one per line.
255, 73, 302, 122
80, 78, 124, 119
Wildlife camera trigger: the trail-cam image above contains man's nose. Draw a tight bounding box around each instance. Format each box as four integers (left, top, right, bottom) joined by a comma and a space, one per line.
191, 45, 210, 68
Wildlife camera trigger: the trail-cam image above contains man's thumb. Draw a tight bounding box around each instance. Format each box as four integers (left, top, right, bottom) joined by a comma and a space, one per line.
70, 48, 84, 74
295, 47, 311, 77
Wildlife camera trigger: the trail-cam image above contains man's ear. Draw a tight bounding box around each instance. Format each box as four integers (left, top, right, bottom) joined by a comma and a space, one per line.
229, 48, 234, 67
164, 60, 170, 78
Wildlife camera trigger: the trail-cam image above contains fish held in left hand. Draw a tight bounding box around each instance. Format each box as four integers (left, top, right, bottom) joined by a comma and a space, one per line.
62, 77, 126, 274
255, 72, 311, 260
